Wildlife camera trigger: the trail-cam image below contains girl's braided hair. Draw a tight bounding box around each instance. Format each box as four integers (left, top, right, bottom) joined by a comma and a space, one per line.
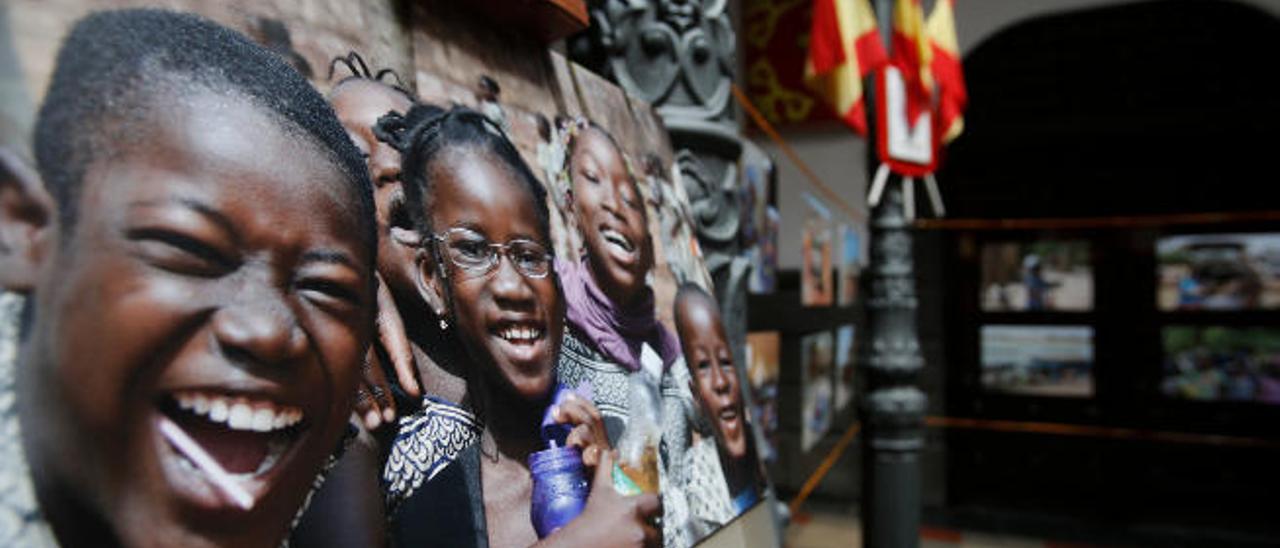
373, 104, 552, 248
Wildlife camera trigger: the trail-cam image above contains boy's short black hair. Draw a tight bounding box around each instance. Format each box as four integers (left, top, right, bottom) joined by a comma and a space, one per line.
675, 282, 718, 319
34, 9, 375, 252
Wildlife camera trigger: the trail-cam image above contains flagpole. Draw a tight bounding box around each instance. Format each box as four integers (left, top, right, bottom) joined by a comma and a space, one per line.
860, 0, 928, 547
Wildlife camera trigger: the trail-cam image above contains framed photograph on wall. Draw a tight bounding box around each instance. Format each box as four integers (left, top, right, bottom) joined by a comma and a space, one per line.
802, 220, 834, 307
746, 331, 781, 461
1156, 233, 1280, 311
836, 225, 863, 307
1161, 326, 1280, 405
980, 240, 1093, 312
981, 325, 1095, 398
742, 141, 779, 295
834, 324, 856, 411
800, 331, 835, 451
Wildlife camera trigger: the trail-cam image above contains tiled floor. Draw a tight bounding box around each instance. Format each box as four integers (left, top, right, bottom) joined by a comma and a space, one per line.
785, 511, 859, 548
785, 507, 1082, 548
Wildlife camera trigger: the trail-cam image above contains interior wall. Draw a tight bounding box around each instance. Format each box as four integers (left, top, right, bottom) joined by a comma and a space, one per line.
755, 131, 868, 269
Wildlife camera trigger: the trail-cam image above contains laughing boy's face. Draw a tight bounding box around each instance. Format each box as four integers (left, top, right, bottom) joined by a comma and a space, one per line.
20, 90, 372, 547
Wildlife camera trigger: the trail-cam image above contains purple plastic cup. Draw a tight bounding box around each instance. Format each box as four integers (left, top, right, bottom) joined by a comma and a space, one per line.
529, 445, 588, 538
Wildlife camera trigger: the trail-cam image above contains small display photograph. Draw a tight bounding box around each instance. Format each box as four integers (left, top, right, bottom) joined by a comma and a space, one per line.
746, 331, 781, 462
1161, 326, 1280, 405
801, 331, 835, 451
981, 325, 1095, 397
755, 207, 781, 293
802, 220, 834, 307
834, 324, 857, 411
836, 225, 863, 307
1156, 233, 1280, 311
980, 240, 1093, 312
742, 141, 779, 295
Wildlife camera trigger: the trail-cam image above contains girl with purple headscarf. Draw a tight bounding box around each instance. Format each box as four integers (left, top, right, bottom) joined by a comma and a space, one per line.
553, 119, 683, 436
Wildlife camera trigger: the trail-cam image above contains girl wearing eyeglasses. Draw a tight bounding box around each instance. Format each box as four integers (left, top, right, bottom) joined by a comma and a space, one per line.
373, 105, 660, 548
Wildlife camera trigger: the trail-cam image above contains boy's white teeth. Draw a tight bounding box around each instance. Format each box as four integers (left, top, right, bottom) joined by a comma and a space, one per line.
173, 392, 302, 433
499, 326, 542, 342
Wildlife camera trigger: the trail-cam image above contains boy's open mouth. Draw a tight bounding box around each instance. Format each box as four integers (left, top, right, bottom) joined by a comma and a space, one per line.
716, 402, 745, 450
159, 391, 304, 477
718, 405, 740, 431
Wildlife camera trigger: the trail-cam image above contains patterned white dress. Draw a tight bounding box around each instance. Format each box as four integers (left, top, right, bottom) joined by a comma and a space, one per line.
557, 329, 709, 548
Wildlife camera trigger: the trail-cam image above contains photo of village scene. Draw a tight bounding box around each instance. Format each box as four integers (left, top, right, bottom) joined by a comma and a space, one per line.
981, 325, 1095, 397
802, 220, 834, 307
1157, 233, 1280, 311
981, 240, 1092, 312
834, 324, 856, 411
1161, 326, 1280, 405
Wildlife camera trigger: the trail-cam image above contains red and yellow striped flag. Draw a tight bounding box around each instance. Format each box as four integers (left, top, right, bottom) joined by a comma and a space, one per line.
804, 0, 888, 136
926, 0, 967, 143
890, 0, 932, 122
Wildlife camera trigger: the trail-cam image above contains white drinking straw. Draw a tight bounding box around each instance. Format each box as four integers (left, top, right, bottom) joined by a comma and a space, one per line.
158, 416, 256, 510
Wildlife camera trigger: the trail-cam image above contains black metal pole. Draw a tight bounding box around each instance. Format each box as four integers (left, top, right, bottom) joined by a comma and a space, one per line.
860, 1, 927, 546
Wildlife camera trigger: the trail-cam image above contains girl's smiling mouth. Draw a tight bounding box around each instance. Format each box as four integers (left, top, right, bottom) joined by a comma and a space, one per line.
598, 224, 640, 270
490, 319, 550, 366
600, 226, 635, 254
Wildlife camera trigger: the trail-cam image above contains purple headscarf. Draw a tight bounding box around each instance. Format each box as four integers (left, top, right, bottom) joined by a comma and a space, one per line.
557, 258, 681, 372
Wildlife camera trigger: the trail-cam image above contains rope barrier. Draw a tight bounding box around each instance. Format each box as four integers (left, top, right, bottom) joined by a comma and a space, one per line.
787, 421, 861, 518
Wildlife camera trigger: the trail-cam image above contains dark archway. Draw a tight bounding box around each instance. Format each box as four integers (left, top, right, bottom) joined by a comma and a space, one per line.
939, 0, 1280, 219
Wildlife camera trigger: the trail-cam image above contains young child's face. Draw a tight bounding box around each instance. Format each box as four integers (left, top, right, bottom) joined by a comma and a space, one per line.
426, 148, 563, 402
331, 80, 416, 300
676, 294, 749, 460
570, 127, 652, 306
21, 91, 373, 546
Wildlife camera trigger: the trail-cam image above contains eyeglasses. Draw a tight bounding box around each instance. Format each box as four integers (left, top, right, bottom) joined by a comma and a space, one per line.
432, 227, 553, 279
